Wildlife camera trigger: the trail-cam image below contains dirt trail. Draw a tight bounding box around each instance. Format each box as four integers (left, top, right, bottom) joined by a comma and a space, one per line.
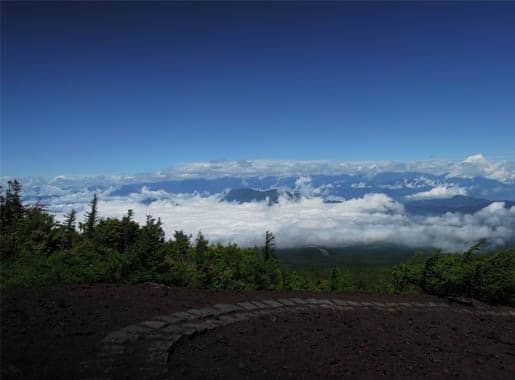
2, 284, 514, 379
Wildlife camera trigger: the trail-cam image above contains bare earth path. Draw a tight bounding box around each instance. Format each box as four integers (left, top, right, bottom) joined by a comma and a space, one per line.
2, 284, 514, 379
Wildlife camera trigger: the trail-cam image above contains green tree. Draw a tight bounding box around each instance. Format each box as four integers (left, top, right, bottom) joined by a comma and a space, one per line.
263, 230, 275, 261
195, 231, 209, 271
64, 209, 77, 232
0, 180, 24, 233
81, 194, 99, 236
120, 209, 139, 254
330, 268, 339, 291
174, 230, 192, 260
131, 215, 165, 270
59, 208, 78, 250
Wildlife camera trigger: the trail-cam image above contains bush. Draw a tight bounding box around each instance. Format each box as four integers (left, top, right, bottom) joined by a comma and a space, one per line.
1, 250, 130, 287
391, 247, 515, 305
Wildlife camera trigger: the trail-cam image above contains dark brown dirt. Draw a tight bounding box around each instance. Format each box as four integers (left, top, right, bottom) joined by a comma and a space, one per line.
1, 283, 514, 379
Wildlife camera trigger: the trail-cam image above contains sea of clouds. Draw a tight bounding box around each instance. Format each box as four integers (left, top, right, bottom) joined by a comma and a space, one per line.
49, 192, 514, 253
3, 154, 515, 252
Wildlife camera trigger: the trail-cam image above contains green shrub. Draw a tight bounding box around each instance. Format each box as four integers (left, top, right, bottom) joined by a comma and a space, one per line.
1, 250, 129, 287
391, 247, 515, 305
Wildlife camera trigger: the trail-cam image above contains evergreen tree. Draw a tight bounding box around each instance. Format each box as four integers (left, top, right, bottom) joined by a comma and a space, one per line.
330, 268, 339, 291
57, 208, 77, 250
174, 230, 192, 261
64, 209, 77, 232
81, 194, 98, 236
263, 230, 275, 261
0, 180, 24, 232
195, 231, 209, 270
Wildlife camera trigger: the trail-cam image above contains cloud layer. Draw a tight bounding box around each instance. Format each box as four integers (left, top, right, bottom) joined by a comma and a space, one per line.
4, 154, 515, 253
56, 193, 514, 252
406, 185, 468, 200
161, 154, 515, 183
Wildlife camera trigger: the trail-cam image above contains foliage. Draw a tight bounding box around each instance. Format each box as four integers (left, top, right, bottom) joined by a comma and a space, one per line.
1, 181, 513, 305
0, 181, 285, 291
392, 247, 515, 305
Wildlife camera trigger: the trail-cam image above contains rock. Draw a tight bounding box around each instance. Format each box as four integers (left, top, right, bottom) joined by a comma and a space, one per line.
262, 300, 283, 308
213, 304, 242, 313
141, 320, 167, 329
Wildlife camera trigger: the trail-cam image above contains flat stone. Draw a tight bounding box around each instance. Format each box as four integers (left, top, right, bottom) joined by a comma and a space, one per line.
217, 314, 240, 325
140, 320, 167, 329
213, 303, 242, 314
333, 299, 352, 306
237, 302, 259, 310
370, 302, 386, 307
198, 319, 223, 330
180, 323, 202, 335
251, 301, 268, 308
320, 304, 337, 309
276, 298, 296, 306
125, 324, 153, 334
231, 312, 252, 321
288, 298, 308, 304
254, 309, 277, 316
262, 300, 283, 308
161, 324, 183, 335
101, 325, 151, 344
155, 315, 183, 324
187, 307, 218, 318
102, 331, 137, 344
172, 311, 198, 320
306, 298, 332, 305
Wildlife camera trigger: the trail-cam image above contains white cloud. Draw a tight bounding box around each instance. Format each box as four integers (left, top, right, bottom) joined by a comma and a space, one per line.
157, 155, 515, 183
4, 155, 514, 253
54, 193, 515, 253
446, 153, 515, 182
406, 185, 468, 200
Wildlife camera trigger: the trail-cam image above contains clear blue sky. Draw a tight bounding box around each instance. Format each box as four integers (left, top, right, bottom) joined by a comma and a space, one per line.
2, 1, 514, 176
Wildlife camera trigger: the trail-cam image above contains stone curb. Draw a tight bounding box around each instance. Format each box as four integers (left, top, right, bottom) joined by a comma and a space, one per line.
92, 298, 514, 378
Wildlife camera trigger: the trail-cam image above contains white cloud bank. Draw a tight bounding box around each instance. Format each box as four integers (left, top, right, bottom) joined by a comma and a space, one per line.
406, 185, 468, 200
4, 154, 514, 253
7, 153, 512, 190
56, 193, 515, 253
159, 154, 514, 183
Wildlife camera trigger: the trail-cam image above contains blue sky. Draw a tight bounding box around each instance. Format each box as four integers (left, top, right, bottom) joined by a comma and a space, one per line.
2, 2, 514, 176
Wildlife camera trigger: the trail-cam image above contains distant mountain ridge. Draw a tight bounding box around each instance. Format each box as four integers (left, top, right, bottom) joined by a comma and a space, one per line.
220, 189, 514, 215
108, 172, 515, 202
223, 189, 281, 205
404, 195, 515, 215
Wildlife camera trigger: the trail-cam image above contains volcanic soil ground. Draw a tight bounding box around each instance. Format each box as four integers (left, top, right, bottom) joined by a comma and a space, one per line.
1, 283, 514, 379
